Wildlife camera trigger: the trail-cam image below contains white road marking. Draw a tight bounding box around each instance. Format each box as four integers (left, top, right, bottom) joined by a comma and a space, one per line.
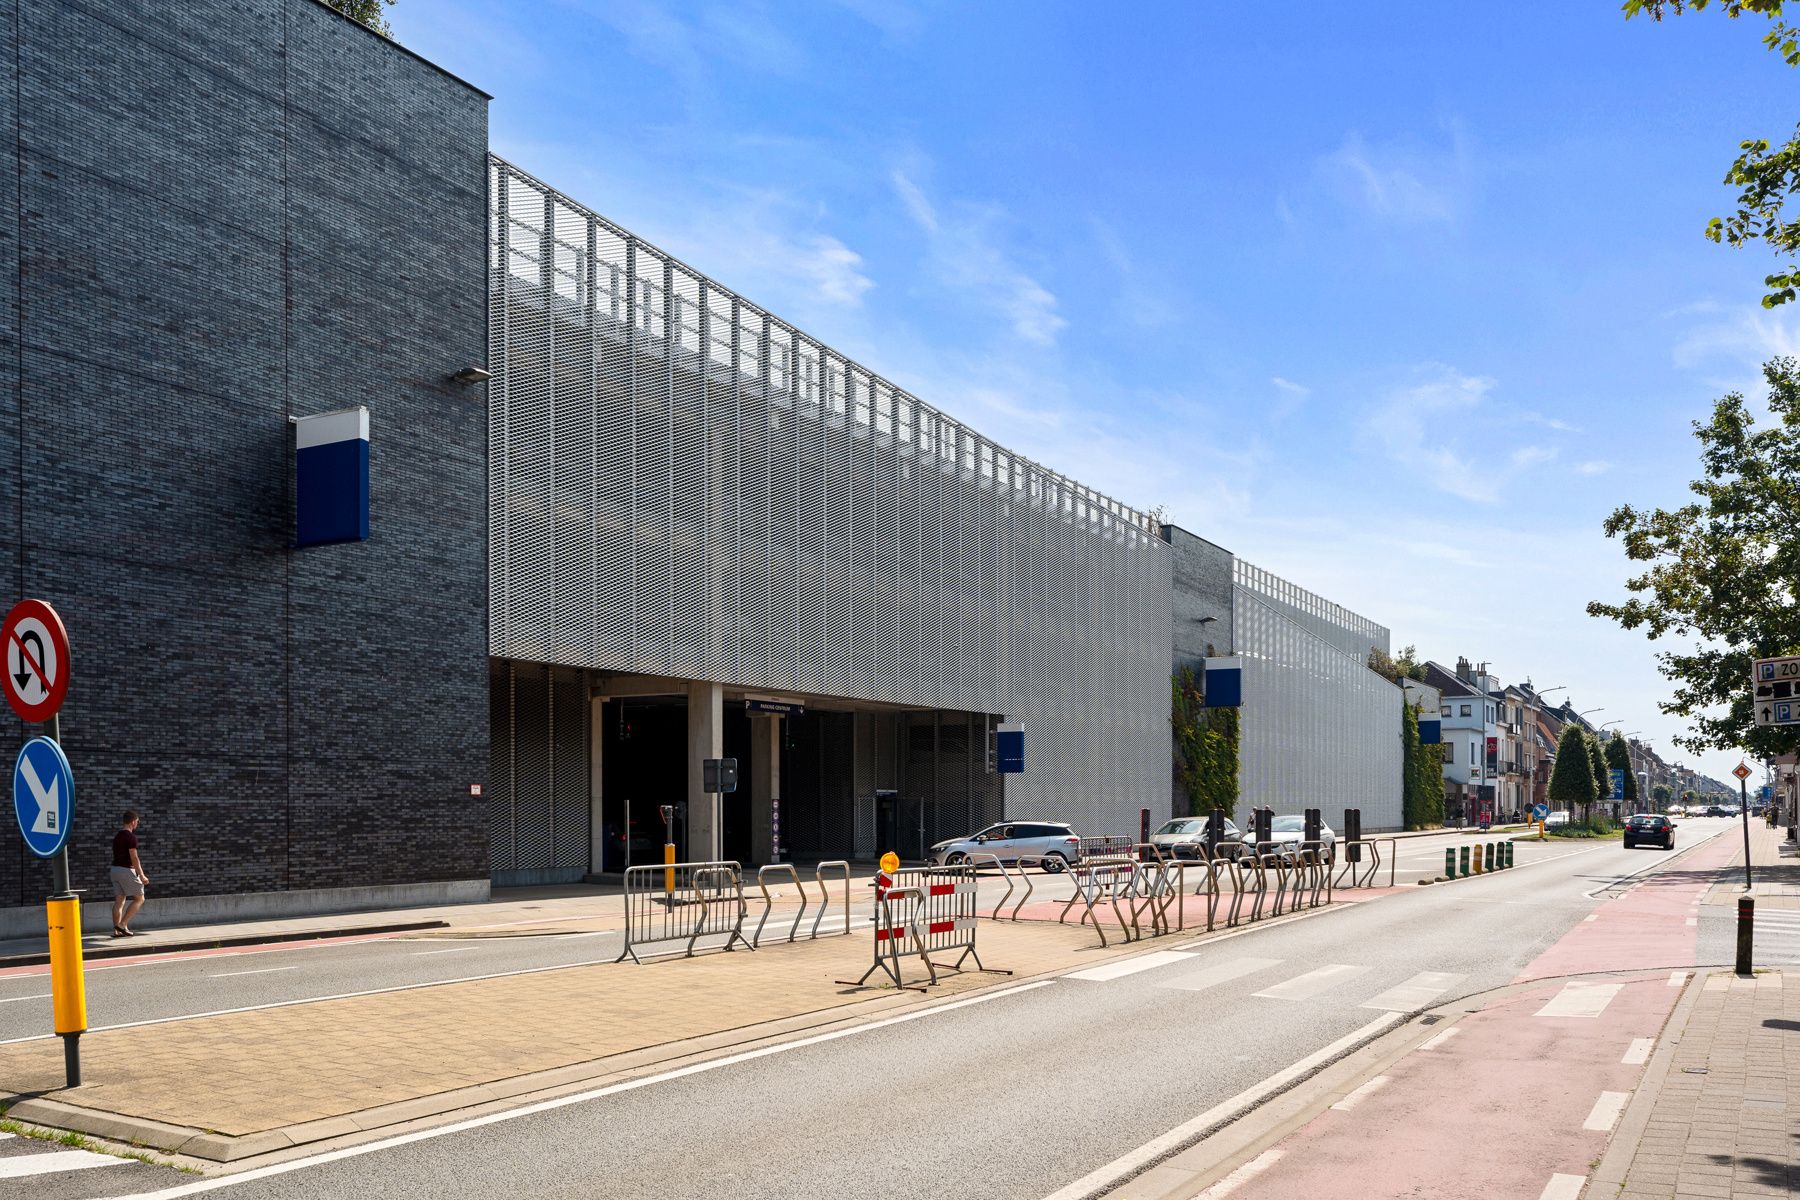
112, 978, 1059, 1200
209, 966, 301, 978
1065, 950, 1194, 982
1039, 1013, 1402, 1200
1668, 971, 1687, 987
1330, 1074, 1390, 1111
1534, 981, 1623, 1019
1253, 963, 1369, 1001
1158, 956, 1281, 993
1685, 917, 1697, 926
1583, 914, 1597, 922
1195, 1149, 1283, 1198
409, 948, 474, 957
0, 1131, 12, 1139
1420, 1026, 1461, 1050
1359, 971, 1464, 1012
1538, 1174, 1586, 1200
0, 1148, 125, 1178
1622, 1038, 1653, 1065
0, 994, 49, 1003
1583, 1091, 1630, 1132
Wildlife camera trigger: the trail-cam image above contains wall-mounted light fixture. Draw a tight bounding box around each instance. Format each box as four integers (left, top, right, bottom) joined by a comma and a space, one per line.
452, 366, 492, 384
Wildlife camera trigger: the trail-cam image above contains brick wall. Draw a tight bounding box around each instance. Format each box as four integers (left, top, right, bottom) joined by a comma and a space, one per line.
0, 0, 490, 909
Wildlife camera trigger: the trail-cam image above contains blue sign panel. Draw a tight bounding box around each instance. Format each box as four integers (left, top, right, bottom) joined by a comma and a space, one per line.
1419, 718, 1441, 745
996, 729, 1024, 774
13, 736, 73, 859
295, 408, 370, 547
1204, 667, 1241, 708
1532, 802, 1549, 822
1609, 768, 1625, 802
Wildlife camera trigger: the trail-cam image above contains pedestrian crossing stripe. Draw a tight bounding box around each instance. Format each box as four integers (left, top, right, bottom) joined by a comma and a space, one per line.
0, 1145, 127, 1179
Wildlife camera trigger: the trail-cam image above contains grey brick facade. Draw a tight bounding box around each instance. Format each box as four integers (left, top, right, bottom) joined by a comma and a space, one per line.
0, 0, 490, 915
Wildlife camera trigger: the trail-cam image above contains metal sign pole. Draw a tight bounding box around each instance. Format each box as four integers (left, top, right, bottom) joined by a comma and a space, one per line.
1741, 775, 1753, 891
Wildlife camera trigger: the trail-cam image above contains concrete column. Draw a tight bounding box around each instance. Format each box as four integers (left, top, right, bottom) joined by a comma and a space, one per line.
687, 680, 723, 861
588, 696, 606, 876
750, 715, 781, 864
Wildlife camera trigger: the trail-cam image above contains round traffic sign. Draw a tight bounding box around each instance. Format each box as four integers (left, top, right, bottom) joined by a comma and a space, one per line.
879, 851, 900, 874
13, 736, 74, 859
2, 599, 70, 723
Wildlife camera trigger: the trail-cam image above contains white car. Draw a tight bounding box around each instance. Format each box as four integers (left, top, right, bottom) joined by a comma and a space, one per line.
1544, 810, 1571, 828
1246, 814, 1336, 863
1149, 816, 1245, 861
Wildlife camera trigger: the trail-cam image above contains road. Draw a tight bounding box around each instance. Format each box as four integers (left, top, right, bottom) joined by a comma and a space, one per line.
6, 820, 1748, 1200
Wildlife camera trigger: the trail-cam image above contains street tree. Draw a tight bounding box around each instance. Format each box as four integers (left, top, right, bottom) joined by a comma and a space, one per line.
1548, 724, 1598, 818
1606, 732, 1640, 806
326, 0, 396, 35
1588, 358, 1800, 759
1624, 2, 1800, 307
1587, 734, 1612, 822
1653, 782, 1674, 806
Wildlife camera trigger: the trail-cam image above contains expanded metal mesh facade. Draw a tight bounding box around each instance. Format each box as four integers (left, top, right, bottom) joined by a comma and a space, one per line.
487, 158, 1173, 837
1233, 559, 1389, 662
1233, 578, 1403, 831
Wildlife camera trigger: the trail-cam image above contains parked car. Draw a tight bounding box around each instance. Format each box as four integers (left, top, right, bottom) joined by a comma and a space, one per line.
1149, 816, 1245, 861
1246, 814, 1336, 864
928, 821, 1079, 872
1666, 805, 1685, 818
1704, 805, 1729, 818
1544, 810, 1571, 828
1623, 813, 1675, 850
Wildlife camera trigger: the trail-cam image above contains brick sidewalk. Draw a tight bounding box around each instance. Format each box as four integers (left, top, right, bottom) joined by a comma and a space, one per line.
1701, 822, 1800, 911
1604, 971, 1797, 1200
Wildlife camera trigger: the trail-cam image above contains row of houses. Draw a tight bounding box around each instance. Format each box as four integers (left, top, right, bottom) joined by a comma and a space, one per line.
1398, 657, 1729, 822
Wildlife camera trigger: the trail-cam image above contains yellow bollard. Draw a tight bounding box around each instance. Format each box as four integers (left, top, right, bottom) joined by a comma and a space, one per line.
1538, 819, 1547, 841
1474, 844, 1485, 874
664, 842, 676, 896
46, 896, 86, 1086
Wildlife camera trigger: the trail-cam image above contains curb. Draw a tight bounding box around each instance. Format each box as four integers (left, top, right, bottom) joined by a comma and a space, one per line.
1586, 967, 1711, 1193
0, 919, 451, 969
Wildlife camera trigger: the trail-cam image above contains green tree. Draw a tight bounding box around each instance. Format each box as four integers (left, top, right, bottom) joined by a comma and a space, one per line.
1625, 2, 1800, 307
1606, 732, 1640, 805
1586, 734, 1612, 822
1172, 669, 1240, 817
325, 0, 397, 36
1653, 782, 1674, 806
1548, 724, 1597, 817
1588, 358, 1800, 759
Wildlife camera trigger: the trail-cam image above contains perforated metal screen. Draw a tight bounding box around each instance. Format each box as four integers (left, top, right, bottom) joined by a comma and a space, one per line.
1233, 576, 1403, 831
488, 158, 1173, 838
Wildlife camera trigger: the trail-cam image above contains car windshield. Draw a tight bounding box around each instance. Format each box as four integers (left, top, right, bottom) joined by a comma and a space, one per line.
1271, 816, 1303, 832
1156, 819, 1203, 835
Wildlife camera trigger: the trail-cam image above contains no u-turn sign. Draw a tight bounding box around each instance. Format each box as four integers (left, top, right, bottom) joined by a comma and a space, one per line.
3, 599, 71, 724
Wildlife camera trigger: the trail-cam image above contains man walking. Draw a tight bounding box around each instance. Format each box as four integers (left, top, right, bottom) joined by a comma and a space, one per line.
111, 810, 147, 937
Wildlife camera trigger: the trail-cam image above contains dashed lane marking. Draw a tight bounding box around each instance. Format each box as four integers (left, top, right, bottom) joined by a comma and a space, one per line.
209, 966, 301, 978
1538, 1174, 1585, 1200
1622, 1038, 1653, 1065
1330, 1074, 1390, 1111
1157, 956, 1282, 993
1583, 1091, 1630, 1132
1359, 971, 1465, 1012
1253, 963, 1370, 1002
1195, 1149, 1283, 1198
1065, 950, 1195, 982
1668, 971, 1687, 987
0, 1147, 127, 1179
1420, 1026, 1461, 1050
1534, 981, 1622, 1018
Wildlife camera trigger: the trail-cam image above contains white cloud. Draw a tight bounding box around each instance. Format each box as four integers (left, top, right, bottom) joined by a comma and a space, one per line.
1522, 411, 1579, 433
1365, 365, 1499, 502
1576, 461, 1612, 476
1316, 126, 1472, 225
1271, 376, 1311, 398
891, 168, 1068, 347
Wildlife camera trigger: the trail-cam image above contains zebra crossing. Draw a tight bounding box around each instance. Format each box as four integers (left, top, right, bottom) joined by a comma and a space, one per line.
1066, 951, 1472, 1013
1754, 908, 1800, 963
0, 1130, 183, 1198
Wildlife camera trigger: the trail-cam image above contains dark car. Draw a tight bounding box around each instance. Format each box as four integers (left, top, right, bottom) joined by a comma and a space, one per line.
1623, 813, 1674, 850
1704, 805, 1730, 818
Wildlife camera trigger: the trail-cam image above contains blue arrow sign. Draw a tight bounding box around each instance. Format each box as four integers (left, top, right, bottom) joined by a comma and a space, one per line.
1532, 802, 1549, 822
13, 736, 73, 859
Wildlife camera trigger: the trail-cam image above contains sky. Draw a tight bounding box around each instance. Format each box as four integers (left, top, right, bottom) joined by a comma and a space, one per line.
392, 0, 1799, 787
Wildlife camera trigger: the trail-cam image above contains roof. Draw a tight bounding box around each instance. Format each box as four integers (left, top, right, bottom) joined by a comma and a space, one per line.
1422, 661, 1481, 699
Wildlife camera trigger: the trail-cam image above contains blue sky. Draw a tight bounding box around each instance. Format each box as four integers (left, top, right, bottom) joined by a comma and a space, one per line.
395, 1, 1797, 784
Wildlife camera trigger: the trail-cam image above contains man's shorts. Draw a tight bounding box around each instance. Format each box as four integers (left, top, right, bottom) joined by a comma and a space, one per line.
111, 866, 144, 898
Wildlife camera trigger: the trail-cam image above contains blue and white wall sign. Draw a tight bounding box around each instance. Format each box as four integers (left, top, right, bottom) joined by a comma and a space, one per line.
996, 726, 1024, 774
13, 736, 74, 859
294, 407, 370, 547
1202, 656, 1242, 708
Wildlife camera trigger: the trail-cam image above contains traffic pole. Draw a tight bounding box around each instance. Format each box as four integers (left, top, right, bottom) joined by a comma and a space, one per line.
45, 712, 85, 1088
1740, 776, 1754, 891
1736, 893, 1755, 976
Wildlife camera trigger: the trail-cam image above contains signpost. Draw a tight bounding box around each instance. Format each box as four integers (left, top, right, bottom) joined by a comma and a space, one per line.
1532, 801, 1549, 839
1733, 761, 1754, 891
1733, 759, 1756, 975
3, 598, 83, 1088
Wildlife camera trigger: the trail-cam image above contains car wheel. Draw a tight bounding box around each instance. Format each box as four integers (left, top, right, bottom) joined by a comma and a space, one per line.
944, 852, 968, 867
1041, 853, 1069, 875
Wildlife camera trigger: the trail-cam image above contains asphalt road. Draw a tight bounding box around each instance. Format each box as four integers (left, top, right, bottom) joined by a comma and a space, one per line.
23, 825, 1728, 1200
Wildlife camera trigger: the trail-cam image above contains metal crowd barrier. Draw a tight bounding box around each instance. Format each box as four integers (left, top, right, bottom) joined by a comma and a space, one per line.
1077, 835, 1135, 862
615, 860, 752, 964
1333, 838, 1397, 889
842, 863, 1012, 991
751, 860, 855, 945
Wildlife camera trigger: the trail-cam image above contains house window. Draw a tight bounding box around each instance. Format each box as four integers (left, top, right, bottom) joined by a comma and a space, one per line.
1444, 743, 1453, 763
1460, 704, 1471, 717
1440, 706, 1450, 717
